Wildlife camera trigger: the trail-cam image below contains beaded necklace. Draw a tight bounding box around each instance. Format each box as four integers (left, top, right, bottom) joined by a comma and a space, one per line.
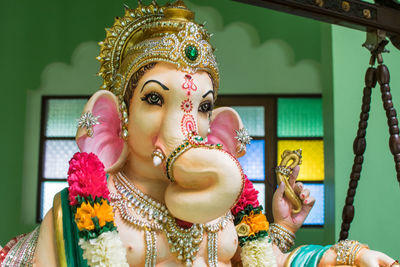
110, 172, 233, 267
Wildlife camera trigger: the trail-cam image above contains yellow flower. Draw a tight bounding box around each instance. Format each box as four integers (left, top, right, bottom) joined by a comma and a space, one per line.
93, 200, 114, 227
239, 211, 269, 236
236, 223, 251, 237
75, 200, 115, 231
75, 202, 95, 231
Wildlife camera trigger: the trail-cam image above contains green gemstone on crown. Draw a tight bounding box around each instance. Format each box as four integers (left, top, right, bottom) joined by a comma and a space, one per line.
185, 45, 198, 61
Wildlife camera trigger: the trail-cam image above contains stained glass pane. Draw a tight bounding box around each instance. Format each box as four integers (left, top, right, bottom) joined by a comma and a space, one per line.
41, 181, 68, 220
303, 184, 324, 226
44, 140, 79, 178
277, 140, 324, 181
253, 183, 265, 209
277, 98, 323, 137
232, 106, 264, 137
238, 140, 265, 181
45, 98, 87, 137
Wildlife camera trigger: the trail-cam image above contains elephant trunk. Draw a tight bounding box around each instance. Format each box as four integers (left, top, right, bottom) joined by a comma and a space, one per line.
164, 147, 244, 224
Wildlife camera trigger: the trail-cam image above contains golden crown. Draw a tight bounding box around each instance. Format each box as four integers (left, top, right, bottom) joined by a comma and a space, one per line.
96, 0, 219, 101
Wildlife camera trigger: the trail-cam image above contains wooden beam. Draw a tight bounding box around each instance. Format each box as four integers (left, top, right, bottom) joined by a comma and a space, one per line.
233, 0, 400, 36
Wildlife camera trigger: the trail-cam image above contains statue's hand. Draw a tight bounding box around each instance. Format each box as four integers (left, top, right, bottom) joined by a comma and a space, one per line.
356, 248, 398, 267
272, 166, 315, 234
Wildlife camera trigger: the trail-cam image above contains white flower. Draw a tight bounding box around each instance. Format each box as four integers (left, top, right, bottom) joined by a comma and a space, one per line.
79, 231, 129, 267
241, 238, 277, 267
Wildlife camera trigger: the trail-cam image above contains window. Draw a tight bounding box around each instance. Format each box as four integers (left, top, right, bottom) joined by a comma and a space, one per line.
37, 96, 88, 221
216, 95, 325, 226
277, 97, 324, 226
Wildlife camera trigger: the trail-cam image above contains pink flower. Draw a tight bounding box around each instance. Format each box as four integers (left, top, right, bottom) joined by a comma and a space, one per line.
67, 152, 109, 206
231, 176, 260, 216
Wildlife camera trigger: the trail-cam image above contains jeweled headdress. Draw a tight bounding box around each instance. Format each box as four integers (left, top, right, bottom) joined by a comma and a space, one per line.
97, 0, 219, 102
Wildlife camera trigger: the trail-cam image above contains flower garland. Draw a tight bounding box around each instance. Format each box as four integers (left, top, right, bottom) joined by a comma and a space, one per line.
67, 152, 129, 267
231, 176, 277, 267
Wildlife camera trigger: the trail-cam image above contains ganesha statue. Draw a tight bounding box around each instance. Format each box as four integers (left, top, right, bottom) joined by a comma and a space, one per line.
0, 1, 398, 267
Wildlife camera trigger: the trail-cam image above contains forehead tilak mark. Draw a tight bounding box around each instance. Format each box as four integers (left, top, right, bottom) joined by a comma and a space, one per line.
182, 74, 198, 97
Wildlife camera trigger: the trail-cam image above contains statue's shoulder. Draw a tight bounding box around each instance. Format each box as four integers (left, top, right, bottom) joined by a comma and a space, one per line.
50, 188, 88, 267
52, 189, 68, 266
31, 188, 68, 266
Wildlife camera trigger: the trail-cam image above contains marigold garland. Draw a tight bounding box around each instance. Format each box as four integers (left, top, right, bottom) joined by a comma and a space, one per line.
67, 152, 128, 266
231, 176, 277, 266
234, 205, 269, 247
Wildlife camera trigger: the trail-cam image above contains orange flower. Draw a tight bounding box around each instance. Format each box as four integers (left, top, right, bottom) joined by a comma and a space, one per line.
75, 202, 95, 231
240, 211, 269, 236
75, 200, 115, 231
93, 200, 114, 227
249, 213, 269, 233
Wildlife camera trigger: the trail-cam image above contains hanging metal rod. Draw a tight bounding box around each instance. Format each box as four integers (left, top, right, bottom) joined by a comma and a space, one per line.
232, 0, 400, 49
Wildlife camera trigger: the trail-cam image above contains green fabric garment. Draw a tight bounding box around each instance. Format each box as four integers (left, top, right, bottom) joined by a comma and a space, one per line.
290, 245, 332, 267
60, 188, 89, 267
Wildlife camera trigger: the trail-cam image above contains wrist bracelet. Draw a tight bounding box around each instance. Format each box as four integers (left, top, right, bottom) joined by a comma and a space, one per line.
333, 240, 369, 265
269, 223, 296, 253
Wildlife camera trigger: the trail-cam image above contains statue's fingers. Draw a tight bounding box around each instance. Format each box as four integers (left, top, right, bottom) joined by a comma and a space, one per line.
299, 188, 310, 201
293, 182, 303, 196
289, 166, 300, 187
275, 181, 286, 200
297, 196, 315, 219
303, 196, 315, 210
377, 252, 397, 267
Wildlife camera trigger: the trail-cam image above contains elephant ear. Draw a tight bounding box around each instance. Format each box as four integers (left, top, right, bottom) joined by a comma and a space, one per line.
207, 107, 246, 158
76, 90, 128, 173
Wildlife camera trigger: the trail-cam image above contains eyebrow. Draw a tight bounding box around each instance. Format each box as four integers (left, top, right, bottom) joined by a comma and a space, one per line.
202, 90, 214, 99
141, 80, 170, 92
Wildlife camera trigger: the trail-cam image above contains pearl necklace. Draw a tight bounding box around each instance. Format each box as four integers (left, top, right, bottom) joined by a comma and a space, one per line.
110, 172, 233, 267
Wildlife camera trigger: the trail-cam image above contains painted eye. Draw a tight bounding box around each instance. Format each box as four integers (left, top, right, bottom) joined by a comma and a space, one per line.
198, 101, 213, 113
141, 92, 163, 106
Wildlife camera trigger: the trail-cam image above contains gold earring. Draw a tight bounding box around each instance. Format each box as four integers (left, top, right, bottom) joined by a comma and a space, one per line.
120, 101, 129, 140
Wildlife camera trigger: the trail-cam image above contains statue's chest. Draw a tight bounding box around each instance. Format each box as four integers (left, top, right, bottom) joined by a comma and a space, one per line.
116, 215, 238, 267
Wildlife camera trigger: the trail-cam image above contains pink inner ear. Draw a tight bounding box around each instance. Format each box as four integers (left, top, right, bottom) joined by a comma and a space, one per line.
207, 110, 240, 155
77, 96, 124, 170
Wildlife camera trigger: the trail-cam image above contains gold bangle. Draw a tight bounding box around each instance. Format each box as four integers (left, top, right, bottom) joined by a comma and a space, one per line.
333, 240, 369, 265
269, 223, 296, 253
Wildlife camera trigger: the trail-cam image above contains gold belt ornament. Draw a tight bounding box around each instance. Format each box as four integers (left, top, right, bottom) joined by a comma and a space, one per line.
275, 149, 303, 214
